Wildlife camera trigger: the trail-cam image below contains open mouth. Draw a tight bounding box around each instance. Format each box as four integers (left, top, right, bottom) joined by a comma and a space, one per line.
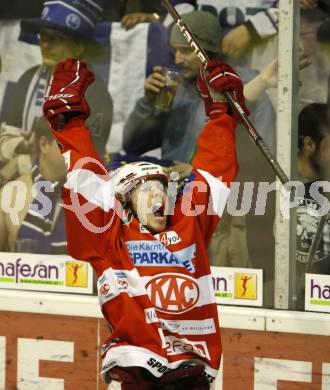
152, 202, 165, 218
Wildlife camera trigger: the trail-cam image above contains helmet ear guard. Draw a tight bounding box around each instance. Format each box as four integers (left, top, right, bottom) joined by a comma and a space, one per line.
114, 191, 130, 206
114, 189, 135, 211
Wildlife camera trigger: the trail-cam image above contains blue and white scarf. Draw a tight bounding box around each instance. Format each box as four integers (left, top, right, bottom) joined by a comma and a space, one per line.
16, 163, 67, 254
22, 65, 49, 134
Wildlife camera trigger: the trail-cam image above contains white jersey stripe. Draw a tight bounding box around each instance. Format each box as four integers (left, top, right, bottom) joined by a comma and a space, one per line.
97, 268, 147, 306
101, 344, 219, 383
64, 168, 115, 212
197, 169, 230, 217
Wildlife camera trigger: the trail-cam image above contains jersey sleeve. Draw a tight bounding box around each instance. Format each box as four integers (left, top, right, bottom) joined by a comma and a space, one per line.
51, 117, 119, 269
191, 114, 238, 183
188, 114, 238, 243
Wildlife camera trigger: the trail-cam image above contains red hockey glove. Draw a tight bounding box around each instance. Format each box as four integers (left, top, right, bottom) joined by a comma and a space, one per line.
43, 58, 95, 129
197, 60, 250, 122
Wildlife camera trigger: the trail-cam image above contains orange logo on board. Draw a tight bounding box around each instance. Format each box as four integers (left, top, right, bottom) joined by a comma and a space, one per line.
234, 273, 257, 300
65, 261, 88, 287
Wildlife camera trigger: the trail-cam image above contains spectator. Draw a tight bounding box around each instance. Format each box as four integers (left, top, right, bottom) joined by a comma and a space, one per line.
316, 2, 330, 105
103, 0, 162, 27
300, 0, 329, 106
162, 1, 279, 67
0, 116, 67, 254
296, 103, 330, 309
123, 10, 275, 162
0, 0, 113, 184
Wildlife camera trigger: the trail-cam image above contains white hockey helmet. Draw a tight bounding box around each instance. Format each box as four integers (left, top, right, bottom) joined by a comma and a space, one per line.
111, 161, 169, 203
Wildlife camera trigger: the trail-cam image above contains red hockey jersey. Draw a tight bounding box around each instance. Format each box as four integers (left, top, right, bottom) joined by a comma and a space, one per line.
52, 114, 238, 384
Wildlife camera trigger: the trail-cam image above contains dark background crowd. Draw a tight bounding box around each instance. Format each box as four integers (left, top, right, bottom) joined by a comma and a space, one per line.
0, 0, 330, 310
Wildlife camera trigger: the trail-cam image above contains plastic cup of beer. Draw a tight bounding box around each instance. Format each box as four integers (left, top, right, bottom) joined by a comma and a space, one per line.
154, 67, 181, 110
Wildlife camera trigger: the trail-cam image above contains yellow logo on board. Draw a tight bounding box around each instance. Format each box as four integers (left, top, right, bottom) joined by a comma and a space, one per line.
65, 261, 88, 287
234, 273, 257, 300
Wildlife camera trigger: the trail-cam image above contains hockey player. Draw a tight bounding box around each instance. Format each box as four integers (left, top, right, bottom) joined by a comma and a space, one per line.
43, 58, 248, 389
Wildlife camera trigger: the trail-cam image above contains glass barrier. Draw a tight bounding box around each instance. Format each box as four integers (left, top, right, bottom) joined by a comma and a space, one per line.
295, 2, 330, 311
207, 3, 279, 309
1, 1, 327, 313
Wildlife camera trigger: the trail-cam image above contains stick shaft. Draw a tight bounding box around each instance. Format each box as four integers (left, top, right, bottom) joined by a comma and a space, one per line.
162, 0, 289, 185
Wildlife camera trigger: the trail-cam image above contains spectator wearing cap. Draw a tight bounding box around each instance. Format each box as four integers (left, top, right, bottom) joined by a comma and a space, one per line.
296, 102, 330, 309
0, 0, 112, 184
162, 1, 279, 63
123, 10, 275, 162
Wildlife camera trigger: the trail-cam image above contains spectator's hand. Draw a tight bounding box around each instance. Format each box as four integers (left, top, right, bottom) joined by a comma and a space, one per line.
260, 53, 311, 89
0, 157, 19, 185
43, 58, 95, 129
197, 61, 250, 121
258, 58, 279, 89
144, 66, 166, 100
166, 161, 193, 182
121, 12, 160, 30
15, 133, 36, 154
300, 0, 317, 10
222, 24, 252, 60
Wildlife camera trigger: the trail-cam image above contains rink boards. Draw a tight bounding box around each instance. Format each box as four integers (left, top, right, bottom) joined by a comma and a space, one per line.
0, 290, 329, 389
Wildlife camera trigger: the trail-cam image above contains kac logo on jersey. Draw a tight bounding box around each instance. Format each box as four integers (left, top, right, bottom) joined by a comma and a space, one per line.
100, 283, 110, 295
146, 273, 199, 314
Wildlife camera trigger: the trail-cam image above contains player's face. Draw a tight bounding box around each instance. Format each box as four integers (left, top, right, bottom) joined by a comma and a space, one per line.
171, 44, 201, 79
39, 27, 84, 68
130, 179, 169, 233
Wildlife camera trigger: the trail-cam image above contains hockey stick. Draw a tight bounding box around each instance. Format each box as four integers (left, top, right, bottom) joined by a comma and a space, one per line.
162, 0, 289, 185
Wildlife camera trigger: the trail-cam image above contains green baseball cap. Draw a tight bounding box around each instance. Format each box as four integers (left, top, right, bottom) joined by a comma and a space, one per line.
170, 11, 222, 53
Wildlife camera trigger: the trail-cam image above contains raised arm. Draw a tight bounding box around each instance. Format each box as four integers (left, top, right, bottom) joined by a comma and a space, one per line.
43, 59, 116, 265
192, 115, 237, 184
192, 61, 249, 182
184, 61, 248, 242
